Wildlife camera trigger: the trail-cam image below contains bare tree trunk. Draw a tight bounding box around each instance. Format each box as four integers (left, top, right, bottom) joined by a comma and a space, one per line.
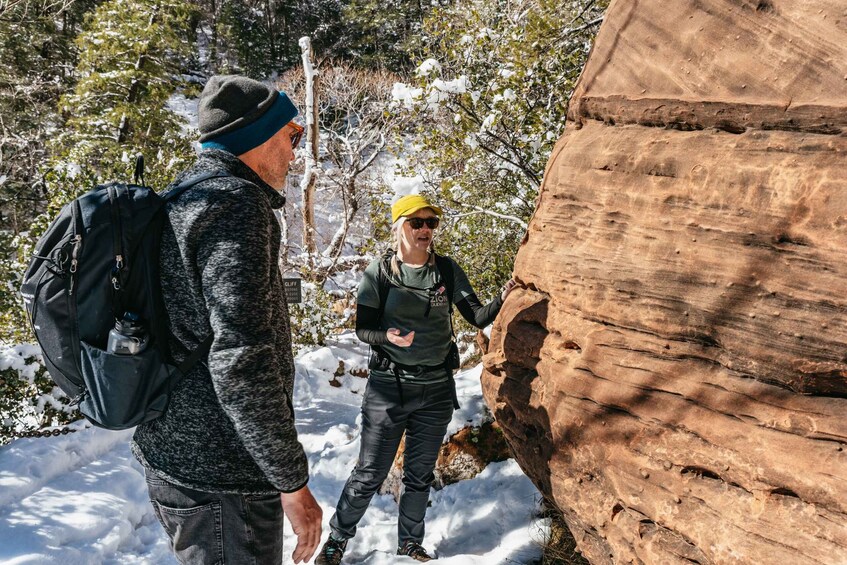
208, 0, 219, 73
322, 176, 359, 267
279, 207, 290, 263
117, 9, 157, 143
299, 36, 319, 257
266, 0, 276, 64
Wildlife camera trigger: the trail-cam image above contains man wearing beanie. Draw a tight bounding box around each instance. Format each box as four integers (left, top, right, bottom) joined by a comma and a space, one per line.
131, 75, 320, 565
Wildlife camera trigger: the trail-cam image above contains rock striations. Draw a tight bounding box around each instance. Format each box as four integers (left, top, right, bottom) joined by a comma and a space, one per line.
480, 1, 847, 563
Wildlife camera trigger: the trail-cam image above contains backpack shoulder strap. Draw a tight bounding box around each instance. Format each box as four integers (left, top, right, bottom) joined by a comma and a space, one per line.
162, 170, 233, 202
176, 334, 214, 376
434, 253, 458, 345
434, 253, 455, 312
376, 249, 394, 321
434, 253, 461, 409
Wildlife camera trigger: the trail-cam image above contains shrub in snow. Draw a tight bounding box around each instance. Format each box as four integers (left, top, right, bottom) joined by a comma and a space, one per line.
288, 283, 356, 353
0, 344, 78, 445
0, 231, 32, 344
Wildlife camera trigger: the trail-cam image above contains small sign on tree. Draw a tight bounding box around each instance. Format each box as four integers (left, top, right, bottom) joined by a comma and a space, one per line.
283, 278, 302, 304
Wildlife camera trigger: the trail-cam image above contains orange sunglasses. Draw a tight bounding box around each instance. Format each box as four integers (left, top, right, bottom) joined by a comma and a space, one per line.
289, 122, 305, 149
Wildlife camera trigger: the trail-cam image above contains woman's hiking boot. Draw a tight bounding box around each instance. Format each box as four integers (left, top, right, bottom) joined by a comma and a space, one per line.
316, 536, 347, 565
397, 540, 435, 561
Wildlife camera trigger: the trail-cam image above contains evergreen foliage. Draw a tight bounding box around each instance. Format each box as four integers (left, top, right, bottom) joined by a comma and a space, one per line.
0, 0, 100, 342
203, 0, 345, 77
45, 0, 199, 209
4, 0, 200, 343
340, 0, 446, 71
276, 0, 347, 68
214, 0, 275, 76
394, 0, 606, 302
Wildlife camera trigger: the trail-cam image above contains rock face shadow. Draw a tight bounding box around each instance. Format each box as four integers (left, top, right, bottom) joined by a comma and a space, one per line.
483, 295, 555, 499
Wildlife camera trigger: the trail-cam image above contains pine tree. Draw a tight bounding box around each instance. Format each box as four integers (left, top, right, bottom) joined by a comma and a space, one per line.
214, 0, 274, 76
0, 0, 104, 429
4, 0, 199, 340
45, 0, 199, 210
340, 0, 441, 71
200, 0, 345, 78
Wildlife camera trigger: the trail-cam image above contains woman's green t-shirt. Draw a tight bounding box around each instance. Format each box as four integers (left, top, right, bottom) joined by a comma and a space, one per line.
357, 256, 474, 376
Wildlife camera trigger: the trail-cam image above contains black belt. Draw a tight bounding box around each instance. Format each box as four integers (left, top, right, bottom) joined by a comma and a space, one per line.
370, 347, 460, 409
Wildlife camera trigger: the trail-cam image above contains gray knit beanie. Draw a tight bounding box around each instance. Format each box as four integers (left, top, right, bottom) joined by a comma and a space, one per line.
198, 75, 298, 155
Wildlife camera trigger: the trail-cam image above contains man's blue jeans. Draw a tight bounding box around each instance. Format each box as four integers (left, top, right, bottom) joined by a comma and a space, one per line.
146, 474, 283, 565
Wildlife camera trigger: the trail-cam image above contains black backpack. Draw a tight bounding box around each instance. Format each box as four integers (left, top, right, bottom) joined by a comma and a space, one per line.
19, 162, 228, 430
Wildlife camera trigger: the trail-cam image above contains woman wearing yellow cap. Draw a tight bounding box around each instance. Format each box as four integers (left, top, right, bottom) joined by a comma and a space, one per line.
317, 194, 516, 564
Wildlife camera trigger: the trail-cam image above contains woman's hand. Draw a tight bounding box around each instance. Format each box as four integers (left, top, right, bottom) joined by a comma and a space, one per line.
386, 328, 415, 347
501, 278, 517, 301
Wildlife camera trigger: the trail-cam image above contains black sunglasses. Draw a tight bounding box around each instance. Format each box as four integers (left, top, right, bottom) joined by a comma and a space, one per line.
406, 217, 440, 230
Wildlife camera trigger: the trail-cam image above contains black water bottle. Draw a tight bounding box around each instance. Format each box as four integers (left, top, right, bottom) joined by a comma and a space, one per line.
106, 312, 149, 355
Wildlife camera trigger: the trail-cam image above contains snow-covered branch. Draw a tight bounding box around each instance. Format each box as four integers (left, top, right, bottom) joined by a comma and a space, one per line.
452, 206, 529, 230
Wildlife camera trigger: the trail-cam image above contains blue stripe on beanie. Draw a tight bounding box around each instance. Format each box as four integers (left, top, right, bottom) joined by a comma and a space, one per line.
201, 92, 298, 155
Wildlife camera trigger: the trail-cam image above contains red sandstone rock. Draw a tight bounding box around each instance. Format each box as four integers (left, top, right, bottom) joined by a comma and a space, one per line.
481, 1, 847, 563
379, 421, 512, 501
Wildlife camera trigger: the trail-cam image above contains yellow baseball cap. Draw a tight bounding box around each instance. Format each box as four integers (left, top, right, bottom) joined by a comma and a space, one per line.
391, 194, 443, 224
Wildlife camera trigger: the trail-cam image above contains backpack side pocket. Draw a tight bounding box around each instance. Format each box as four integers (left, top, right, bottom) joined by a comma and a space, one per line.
78, 342, 174, 429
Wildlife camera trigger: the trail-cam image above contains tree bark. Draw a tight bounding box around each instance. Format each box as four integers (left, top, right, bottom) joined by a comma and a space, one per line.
208, 0, 218, 73
299, 36, 319, 256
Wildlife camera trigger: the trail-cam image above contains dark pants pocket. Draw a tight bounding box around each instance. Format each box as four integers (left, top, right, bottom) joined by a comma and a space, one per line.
146, 474, 284, 565
147, 477, 225, 565
243, 494, 285, 565
153, 500, 224, 565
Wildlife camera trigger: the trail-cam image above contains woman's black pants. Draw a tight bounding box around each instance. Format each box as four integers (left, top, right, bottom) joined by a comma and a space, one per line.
328, 377, 454, 545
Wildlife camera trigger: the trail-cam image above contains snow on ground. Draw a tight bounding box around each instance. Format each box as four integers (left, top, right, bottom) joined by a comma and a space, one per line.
0, 332, 547, 564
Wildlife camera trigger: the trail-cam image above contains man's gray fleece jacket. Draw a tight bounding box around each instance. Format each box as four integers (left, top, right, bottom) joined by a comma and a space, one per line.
131, 149, 308, 494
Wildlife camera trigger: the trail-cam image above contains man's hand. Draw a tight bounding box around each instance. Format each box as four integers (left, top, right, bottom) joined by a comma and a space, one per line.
386, 328, 415, 347
280, 485, 322, 564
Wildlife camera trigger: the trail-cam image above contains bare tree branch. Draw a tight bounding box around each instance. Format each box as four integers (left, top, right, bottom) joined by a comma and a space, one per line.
0, 0, 74, 22
452, 206, 528, 230
277, 59, 406, 284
